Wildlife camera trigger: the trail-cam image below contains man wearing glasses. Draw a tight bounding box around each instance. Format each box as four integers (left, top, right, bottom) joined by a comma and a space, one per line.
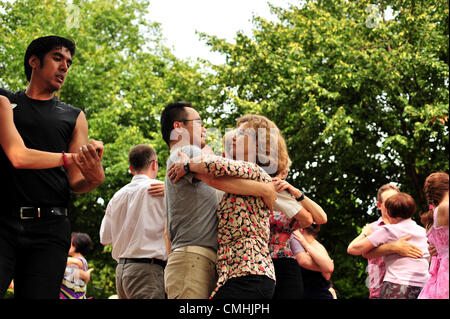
160, 102, 276, 299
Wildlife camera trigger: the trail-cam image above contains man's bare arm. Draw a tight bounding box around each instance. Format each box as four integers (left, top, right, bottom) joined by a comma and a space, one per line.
67, 112, 105, 194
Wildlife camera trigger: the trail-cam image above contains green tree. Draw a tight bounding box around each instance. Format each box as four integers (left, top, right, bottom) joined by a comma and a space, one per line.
1, 0, 448, 299
201, 0, 448, 298
0, 0, 216, 298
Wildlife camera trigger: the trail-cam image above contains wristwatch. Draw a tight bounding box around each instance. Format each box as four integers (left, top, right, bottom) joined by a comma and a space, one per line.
183, 161, 190, 173
296, 192, 305, 202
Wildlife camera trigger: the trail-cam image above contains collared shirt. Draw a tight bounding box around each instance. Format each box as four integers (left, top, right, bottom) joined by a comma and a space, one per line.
164, 145, 219, 251
368, 219, 430, 287
100, 174, 167, 262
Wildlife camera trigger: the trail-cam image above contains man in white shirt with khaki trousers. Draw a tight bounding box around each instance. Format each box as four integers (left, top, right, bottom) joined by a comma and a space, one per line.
100, 144, 167, 299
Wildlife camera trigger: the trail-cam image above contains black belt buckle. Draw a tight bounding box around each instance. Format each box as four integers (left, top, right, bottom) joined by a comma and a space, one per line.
20, 207, 39, 219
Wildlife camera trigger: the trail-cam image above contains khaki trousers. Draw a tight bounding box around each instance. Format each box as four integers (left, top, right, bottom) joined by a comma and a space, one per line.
116, 262, 165, 299
164, 245, 217, 299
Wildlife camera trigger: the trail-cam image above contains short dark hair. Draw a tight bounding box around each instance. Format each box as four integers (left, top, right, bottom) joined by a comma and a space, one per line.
384, 192, 417, 219
128, 144, 156, 172
160, 101, 192, 146
71, 232, 92, 256
377, 183, 400, 203
304, 223, 321, 238
24, 35, 76, 81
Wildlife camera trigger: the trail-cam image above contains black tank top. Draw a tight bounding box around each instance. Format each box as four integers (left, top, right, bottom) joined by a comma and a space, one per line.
0, 89, 81, 210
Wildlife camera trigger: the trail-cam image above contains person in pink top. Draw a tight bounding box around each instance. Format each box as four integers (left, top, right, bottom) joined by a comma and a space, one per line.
348, 192, 430, 299
358, 184, 424, 298
418, 171, 449, 299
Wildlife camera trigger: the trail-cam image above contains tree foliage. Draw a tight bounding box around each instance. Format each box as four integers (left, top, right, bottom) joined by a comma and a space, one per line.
0, 0, 448, 299
200, 0, 448, 298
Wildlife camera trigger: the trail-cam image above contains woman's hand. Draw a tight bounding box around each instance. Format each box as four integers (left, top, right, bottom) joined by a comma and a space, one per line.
272, 177, 302, 198
261, 182, 277, 213
168, 151, 190, 183
293, 229, 307, 245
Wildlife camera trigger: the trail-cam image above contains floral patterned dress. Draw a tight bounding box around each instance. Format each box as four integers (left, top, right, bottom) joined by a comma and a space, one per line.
202, 156, 275, 298
269, 211, 300, 259
418, 207, 449, 299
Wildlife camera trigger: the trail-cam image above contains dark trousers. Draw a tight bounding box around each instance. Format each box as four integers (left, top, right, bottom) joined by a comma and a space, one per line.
0, 216, 71, 299
272, 257, 304, 299
213, 275, 275, 299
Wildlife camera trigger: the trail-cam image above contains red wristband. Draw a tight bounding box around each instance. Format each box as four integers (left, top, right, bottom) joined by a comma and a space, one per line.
62, 151, 69, 170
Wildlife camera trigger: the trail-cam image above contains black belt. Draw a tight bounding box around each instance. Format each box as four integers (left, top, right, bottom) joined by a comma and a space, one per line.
119, 258, 166, 268
9, 207, 68, 220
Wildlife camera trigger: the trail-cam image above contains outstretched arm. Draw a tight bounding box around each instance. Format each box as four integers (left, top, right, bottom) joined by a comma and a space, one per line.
0, 96, 75, 169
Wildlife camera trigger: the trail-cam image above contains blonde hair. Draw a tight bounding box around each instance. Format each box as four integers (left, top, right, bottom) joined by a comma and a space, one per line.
223, 129, 236, 159
236, 114, 291, 177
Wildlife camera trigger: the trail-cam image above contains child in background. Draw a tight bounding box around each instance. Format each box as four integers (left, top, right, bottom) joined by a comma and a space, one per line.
60, 232, 93, 299
290, 224, 334, 299
347, 192, 430, 299
418, 171, 449, 299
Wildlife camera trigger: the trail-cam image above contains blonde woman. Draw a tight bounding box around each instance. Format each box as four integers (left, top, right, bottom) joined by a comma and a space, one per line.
234, 115, 327, 299
169, 114, 326, 299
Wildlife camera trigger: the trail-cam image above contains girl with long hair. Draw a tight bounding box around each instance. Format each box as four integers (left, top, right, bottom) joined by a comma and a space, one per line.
418, 171, 449, 299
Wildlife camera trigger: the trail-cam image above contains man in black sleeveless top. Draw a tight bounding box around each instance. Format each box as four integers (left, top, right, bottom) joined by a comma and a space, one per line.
0, 36, 105, 299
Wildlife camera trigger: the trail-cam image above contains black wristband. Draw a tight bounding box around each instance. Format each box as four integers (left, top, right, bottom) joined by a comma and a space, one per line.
183, 161, 190, 173
296, 192, 305, 202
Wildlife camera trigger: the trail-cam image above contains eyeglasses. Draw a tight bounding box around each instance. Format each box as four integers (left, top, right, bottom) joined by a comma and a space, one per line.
179, 118, 204, 126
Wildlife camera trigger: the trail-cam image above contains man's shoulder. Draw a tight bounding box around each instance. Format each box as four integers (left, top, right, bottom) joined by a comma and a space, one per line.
370, 217, 385, 228
109, 181, 134, 200
0, 88, 19, 103
55, 98, 82, 114
167, 145, 202, 164
112, 176, 157, 197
